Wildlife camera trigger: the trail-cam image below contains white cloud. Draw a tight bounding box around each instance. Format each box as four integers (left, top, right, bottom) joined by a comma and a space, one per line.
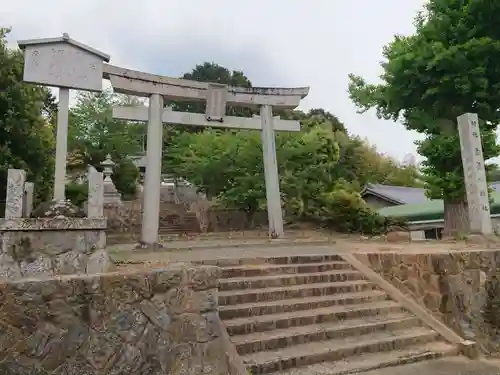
2, 0, 430, 162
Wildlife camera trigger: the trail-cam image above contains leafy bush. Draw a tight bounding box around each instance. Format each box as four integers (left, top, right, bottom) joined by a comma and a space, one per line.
308, 188, 399, 235
65, 183, 88, 207
112, 159, 139, 200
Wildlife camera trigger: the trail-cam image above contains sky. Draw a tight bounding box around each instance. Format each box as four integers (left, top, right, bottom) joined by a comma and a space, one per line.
2, 0, 429, 163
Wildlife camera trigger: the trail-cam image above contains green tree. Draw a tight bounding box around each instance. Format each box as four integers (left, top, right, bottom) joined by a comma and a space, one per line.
163, 62, 419, 233
330, 132, 422, 189
0, 27, 56, 203
348, 0, 500, 236
171, 62, 255, 119
68, 90, 143, 197
164, 122, 340, 219
283, 109, 347, 133
488, 164, 500, 182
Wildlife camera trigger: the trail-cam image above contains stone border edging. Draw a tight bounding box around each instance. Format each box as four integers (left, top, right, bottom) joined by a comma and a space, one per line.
216, 319, 249, 375
340, 253, 479, 359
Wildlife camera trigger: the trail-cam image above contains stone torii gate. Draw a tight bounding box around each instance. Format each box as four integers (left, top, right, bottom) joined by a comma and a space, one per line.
16, 33, 309, 248
104, 64, 309, 247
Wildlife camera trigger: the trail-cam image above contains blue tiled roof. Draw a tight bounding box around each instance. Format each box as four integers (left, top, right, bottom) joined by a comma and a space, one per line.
364, 182, 500, 205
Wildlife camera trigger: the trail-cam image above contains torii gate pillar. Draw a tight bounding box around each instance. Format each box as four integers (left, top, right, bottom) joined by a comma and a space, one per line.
140, 94, 164, 247
260, 105, 284, 238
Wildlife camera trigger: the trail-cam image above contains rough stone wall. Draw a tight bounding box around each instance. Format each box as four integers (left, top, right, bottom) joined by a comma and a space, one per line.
0, 218, 111, 280
104, 201, 200, 234
206, 209, 268, 232
357, 250, 500, 355
0, 265, 246, 374
104, 199, 268, 244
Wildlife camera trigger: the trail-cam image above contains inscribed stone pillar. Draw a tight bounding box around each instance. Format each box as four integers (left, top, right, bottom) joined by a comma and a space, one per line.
87, 166, 104, 218
5, 169, 26, 219
260, 104, 284, 239
457, 113, 492, 235
23, 182, 34, 217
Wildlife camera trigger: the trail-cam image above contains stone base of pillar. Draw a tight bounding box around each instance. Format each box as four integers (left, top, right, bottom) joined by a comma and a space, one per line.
135, 241, 165, 250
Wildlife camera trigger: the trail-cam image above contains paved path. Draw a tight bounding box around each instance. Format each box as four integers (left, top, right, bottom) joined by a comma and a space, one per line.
109, 237, 495, 264
110, 241, 339, 263
360, 357, 500, 375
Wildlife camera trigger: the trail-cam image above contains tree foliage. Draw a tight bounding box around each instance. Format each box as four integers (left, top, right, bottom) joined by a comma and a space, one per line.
163, 107, 411, 233
67, 90, 142, 197
348, 0, 500, 236
171, 62, 255, 119
0, 28, 56, 203
332, 131, 422, 189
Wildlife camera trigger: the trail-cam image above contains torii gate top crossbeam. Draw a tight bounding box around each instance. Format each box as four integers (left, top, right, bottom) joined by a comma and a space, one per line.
103, 64, 309, 109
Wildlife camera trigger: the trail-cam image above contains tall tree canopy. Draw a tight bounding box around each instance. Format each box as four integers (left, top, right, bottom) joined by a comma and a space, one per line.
0, 28, 56, 202
171, 62, 255, 118
348, 0, 500, 236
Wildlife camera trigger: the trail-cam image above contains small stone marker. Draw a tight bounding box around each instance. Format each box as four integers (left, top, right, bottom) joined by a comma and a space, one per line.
5, 169, 26, 219
87, 166, 104, 218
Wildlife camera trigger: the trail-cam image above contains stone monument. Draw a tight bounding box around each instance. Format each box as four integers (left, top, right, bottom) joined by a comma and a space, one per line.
457, 113, 493, 235
17, 33, 110, 201
101, 154, 122, 205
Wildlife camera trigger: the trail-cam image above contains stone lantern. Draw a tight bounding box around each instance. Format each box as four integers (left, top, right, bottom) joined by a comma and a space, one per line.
101, 154, 122, 205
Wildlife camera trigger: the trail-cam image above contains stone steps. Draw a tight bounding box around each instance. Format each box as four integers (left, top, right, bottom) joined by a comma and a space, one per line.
220, 261, 351, 278
224, 300, 405, 336
218, 290, 388, 320
200, 254, 343, 267
244, 327, 441, 374
214, 254, 459, 374
218, 279, 376, 305
232, 312, 421, 354
277, 341, 458, 375
218, 269, 365, 291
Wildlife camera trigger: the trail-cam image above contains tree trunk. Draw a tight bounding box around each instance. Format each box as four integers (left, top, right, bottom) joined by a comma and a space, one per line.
443, 199, 469, 238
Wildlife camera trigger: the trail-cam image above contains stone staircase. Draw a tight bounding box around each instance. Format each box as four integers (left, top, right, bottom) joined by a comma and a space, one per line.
209, 254, 461, 375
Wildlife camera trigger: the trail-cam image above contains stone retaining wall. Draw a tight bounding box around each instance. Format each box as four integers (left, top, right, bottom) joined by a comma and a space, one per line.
0, 264, 245, 374
104, 201, 269, 244
357, 250, 500, 355
0, 217, 111, 280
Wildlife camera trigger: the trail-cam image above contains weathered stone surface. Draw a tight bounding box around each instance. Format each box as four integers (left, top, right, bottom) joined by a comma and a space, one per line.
87, 166, 104, 218
385, 231, 411, 243
0, 266, 242, 374
0, 218, 107, 231
0, 218, 111, 280
360, 249, 500, 356
5, 169, 26, 219
31, 200, 86, 218
103, 199, 269, 245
